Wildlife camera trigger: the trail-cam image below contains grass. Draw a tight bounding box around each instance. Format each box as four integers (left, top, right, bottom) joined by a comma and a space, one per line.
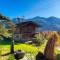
0, 43, 60, 55
0, 40, 60, 60
0, 43, 45, 60
0, 44, 38, 55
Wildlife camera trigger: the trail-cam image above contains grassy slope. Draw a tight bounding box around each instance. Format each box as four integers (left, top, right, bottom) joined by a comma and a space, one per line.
0, 43, 60, 55
0, 43, 60, 60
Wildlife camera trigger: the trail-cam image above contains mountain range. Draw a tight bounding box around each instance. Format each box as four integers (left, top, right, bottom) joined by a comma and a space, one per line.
12, 16, 60, 31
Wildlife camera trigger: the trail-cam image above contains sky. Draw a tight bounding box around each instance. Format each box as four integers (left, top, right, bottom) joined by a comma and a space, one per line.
0, 0, 60, 18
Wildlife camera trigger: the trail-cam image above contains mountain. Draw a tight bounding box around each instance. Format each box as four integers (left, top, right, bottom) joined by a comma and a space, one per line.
12, 16, 60, 31
12, 18, 17, 24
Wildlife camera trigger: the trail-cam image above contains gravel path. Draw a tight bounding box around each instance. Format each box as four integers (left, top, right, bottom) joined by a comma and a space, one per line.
21, 53, 35, 60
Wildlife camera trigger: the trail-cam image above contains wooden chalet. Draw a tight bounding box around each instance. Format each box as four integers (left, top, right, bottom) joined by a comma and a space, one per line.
14, 21, 40, 42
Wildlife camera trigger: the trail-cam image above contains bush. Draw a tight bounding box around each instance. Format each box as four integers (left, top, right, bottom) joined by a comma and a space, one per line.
8, 54, 15, 60
35, 34, 45, 46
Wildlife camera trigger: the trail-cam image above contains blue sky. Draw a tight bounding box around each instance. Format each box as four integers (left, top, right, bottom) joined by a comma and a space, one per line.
0, 0, 60, 18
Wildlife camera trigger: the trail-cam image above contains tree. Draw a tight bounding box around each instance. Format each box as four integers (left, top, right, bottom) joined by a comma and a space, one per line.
0, 14, 15, 38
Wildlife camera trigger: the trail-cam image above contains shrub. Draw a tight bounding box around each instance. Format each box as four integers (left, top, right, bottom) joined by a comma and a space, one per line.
8, 54, 15, 60
35, 34, 45, 46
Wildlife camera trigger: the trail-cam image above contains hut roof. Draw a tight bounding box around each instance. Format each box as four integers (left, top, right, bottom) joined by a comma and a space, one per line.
16, 21, 40, 27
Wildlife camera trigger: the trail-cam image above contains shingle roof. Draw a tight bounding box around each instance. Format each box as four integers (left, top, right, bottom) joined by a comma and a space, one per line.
16, 21, 40, 27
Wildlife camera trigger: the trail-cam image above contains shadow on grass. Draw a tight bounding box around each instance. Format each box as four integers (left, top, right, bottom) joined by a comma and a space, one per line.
56, 54, 60, 60
0, 38, 12, 45
0, 38, 24, 45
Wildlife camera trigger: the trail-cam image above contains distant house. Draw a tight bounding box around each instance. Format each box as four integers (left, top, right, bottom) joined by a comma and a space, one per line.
14, 21, 40, 42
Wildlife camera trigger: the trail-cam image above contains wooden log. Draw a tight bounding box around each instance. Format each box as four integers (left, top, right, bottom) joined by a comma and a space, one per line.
44, 34, 57, 60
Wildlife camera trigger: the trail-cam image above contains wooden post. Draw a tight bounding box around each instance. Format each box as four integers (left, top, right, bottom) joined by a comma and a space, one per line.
44, 34, 57, 60
10, 24, 15, 54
